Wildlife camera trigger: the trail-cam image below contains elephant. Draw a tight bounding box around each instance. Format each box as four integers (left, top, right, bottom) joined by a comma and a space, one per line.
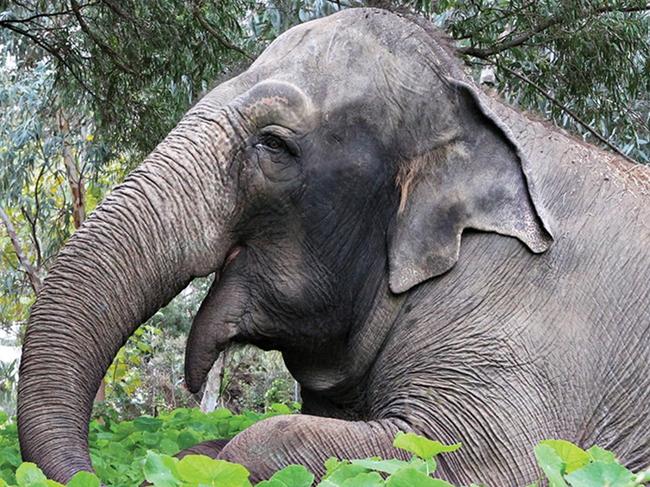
17, 7, 650, 487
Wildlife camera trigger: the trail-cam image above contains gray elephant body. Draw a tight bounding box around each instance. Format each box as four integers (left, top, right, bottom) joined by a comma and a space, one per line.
17, 8, 649, 487
367, 101, 650, 483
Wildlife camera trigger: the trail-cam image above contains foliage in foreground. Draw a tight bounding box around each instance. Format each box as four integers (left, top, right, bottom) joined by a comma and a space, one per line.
2, 409, 649, 487
0, 405, 296, 486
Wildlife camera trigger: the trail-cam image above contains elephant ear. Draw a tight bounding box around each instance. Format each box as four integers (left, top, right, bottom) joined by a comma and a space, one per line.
388, 80, 553, 294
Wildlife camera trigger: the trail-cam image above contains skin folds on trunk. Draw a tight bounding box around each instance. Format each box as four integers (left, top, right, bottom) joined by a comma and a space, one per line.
17, 108, 241, 483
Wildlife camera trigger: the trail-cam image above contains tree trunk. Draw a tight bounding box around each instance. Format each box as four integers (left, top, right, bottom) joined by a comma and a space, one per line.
56, 110, 87, 229
200, 350, 227, 412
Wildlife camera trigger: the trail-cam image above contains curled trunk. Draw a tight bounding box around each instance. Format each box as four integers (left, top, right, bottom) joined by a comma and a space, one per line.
17, 105, 241, 482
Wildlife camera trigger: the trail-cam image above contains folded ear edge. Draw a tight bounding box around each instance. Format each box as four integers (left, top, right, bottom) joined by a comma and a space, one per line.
454, 79, 554, 251
388, 80, 553, 295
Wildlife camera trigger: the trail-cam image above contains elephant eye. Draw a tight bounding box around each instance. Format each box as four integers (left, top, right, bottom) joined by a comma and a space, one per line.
258, 134, 287, 153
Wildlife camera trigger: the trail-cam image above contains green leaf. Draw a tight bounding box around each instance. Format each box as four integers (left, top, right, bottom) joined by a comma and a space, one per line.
539, 440, 590, 474
534, 444, 568, 487
177, 431, 199, 450
0, 412, 7, 424
65, 471, 100, 487
133, 417, 162, 432
385, 468, 454, 486
256, 481, 285, 487
143, 451, 180, 487
268, 404, 292, 415
176, 455, 251, 486
393, 433, 461, 460
324, 458, 342, 476
267, 465, 314, 487
586, 446, 618, 464
565, 462, 635, 487
340, 472, 384, 487
350, 459, 410, 475
323, 462, 369, 484
15, 463, 47, 486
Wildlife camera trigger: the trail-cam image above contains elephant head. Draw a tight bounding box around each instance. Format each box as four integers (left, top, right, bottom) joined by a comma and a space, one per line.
18, 8, 552, 482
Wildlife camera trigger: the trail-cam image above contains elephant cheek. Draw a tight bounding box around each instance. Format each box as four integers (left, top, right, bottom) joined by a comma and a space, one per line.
184, 250, 249, 393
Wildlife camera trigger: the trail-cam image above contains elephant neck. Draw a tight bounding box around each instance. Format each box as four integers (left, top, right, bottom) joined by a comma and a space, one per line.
284, 278, 407, 413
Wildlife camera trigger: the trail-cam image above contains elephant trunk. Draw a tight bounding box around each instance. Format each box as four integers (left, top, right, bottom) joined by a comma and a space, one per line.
17, 104, 243, 483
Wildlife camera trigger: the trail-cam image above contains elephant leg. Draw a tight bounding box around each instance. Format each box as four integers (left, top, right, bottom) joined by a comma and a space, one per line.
218, 415, 410, 481
177, 439, 230, 459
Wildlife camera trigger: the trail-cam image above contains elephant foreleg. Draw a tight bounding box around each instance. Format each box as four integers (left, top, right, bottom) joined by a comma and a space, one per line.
217, 415, 410, 481
176, 439, 230, 459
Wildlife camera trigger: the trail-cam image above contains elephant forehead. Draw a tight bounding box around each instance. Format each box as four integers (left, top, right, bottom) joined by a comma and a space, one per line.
243, 9, 455, 151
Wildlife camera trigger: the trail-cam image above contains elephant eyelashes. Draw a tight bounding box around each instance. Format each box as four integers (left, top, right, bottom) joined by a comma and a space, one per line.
256, 127, 302, 157
257, 134, 293, 156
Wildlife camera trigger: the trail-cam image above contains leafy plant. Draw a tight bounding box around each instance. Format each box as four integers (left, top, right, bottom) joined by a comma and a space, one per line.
532, 440, 650, 487
0, 405, 297, 486
1, 410, 648, 486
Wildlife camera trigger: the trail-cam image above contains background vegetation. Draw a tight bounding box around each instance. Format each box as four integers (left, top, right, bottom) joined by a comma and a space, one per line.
1, 0, 649, 428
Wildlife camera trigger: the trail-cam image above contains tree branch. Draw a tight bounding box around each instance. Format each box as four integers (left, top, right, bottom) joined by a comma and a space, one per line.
459, 4, 650, 59
191, 3, 253, 60
0, 21, 99, 100
69, 0, 137, 75
494, 61, 636, 163
0, 8, 76, 24
57, 109, 87, 229
0, 207, 42, 295
26, 161, 46, 268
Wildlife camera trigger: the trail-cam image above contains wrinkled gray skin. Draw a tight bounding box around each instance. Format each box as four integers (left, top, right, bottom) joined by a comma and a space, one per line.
17, 9, 650, 486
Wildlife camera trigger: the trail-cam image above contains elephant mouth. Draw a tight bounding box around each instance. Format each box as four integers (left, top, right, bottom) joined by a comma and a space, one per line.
223, 245, 242, 269
184, 244, 248, 393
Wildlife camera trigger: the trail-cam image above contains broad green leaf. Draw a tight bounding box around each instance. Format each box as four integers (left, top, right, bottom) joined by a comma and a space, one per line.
340, 472, 384, 487
0, 412, 7, 424
177, 431, 199, 450
268, 465, 314, 487
159, 438, 180, 455
351, 459, 410, 475
133, 417, 162, 432
539, 440, 590, 474
393, 433, 461, 460
324, 458, 342, 476
0, 447, 22, 467
410, 458, 437, 476
385, 468, 454, 486
143, 452, 180, 487
65, 471, 99, 487
586, 446, 618, 464
15, 463, 47, 486
323, 463, 369, 483
256, 481, 285, 487
176, 455, 250, 486
534, 444, 568, 487
565, 462, 635, 487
